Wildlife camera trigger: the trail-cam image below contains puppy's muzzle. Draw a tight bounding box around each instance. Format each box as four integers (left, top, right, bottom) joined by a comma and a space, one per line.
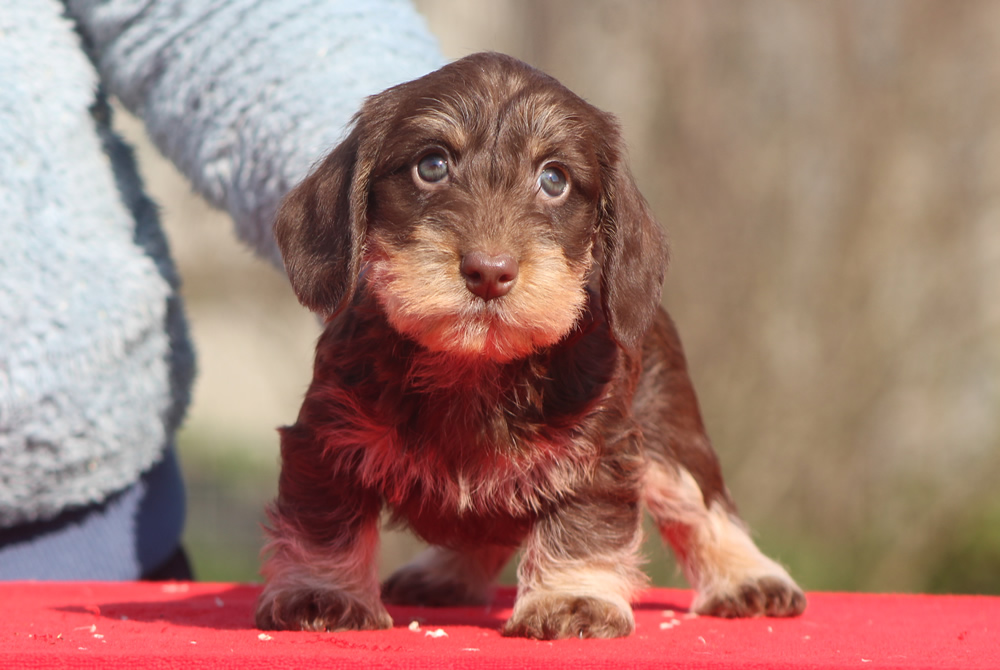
460, 251, 519, 301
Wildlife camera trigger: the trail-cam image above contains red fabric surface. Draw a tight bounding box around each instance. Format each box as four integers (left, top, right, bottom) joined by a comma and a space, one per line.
0, 582, 996, 669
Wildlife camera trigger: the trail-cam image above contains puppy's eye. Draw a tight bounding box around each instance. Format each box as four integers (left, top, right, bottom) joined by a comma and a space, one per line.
415, 153, 449, 183
538, 165, 568, 198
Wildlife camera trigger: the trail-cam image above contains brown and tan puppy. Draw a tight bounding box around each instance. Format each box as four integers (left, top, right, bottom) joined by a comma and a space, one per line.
256, 52, 805, 640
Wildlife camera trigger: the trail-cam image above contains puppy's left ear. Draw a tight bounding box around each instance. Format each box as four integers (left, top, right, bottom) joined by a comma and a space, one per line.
596, 118, 669, 351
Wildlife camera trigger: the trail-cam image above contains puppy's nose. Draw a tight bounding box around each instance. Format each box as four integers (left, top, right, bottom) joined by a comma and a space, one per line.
460, 251, 518, 300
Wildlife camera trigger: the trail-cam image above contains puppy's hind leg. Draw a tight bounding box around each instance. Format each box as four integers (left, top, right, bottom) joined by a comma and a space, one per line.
642, 460, 805, 617
382, 544, 516, 607
637, 311, 805, 618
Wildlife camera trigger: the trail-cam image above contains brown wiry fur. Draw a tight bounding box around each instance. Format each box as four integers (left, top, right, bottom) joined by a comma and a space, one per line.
257, 52, 805, 640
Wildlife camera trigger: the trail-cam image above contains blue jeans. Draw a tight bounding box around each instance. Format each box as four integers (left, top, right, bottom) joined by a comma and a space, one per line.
0, 447, 188, 580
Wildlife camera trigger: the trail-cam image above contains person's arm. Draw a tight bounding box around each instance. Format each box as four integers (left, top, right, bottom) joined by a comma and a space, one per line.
66, 0, 445, 267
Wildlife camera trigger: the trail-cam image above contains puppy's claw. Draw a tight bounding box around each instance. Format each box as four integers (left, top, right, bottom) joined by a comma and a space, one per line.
255, 589, 392, 632
695, 575, 806, 619
503, 594, 634, 640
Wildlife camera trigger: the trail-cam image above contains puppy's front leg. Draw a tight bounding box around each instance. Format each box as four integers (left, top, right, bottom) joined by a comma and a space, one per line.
256, 424, 391, 632
504, 490, 646, 640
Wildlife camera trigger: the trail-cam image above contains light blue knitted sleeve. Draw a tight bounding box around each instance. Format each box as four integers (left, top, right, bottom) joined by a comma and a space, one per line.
66, 0, 446, 267
0, 0, 442, 528
0, 1, 193, 526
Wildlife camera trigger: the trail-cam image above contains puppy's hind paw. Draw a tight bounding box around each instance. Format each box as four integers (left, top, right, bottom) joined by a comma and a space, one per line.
694, 575, 806, 619
382, 564, 488, 607
503, 593, 634, 640
255, 587, 392, 632
381, 545, 510, 607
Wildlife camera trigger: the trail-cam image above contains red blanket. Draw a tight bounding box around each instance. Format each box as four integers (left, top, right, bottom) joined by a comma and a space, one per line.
0, 582, 995, 669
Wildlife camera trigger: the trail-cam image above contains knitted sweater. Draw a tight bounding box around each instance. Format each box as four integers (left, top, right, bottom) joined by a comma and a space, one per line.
0, 0, 444, 528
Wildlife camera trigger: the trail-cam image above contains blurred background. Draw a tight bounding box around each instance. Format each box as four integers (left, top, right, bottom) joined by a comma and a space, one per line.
115, 0, 1000, 594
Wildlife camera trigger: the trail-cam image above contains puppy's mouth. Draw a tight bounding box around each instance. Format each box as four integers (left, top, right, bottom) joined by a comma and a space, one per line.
365, 254, 588, 363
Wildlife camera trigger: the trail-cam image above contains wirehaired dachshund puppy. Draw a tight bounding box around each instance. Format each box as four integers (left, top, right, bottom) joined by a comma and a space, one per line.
256, 52, 805, 639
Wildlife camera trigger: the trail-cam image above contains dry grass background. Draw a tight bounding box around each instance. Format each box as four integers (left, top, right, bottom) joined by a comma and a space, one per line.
117, 1, 1000, 592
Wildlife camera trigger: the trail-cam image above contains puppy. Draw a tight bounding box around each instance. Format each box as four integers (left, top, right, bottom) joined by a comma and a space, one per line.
256, 52, 805, 639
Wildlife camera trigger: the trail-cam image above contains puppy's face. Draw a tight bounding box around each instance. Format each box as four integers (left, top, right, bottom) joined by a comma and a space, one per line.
276, 53, 667, 361
364, 73, 609, 361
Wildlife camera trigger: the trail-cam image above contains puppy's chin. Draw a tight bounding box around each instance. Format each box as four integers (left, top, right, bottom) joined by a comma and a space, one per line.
400, 317, 548, 363
381, 300, 582, 364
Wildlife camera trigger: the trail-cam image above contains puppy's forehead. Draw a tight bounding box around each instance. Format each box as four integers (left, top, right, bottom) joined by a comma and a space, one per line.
390, 56, 602, 165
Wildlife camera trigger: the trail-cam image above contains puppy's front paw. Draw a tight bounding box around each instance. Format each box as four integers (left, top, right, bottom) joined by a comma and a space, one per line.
255, 587, 392, 632
695, 574, 806, 618
503, 593, 634, 640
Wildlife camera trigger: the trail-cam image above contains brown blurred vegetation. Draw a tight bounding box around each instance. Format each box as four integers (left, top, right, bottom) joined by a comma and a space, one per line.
124, 1, 1000, 593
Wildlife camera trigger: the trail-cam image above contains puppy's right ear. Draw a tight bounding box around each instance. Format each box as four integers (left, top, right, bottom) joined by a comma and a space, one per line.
274, 122, 371, 318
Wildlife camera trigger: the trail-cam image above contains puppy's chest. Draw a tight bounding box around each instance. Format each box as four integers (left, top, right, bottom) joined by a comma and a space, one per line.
388, 383, 584, 480
314, 320, 617, 530
348, 373, 598, 524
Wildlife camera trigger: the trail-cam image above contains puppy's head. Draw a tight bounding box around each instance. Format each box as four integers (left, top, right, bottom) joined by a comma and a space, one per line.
276, 52, 666, 362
